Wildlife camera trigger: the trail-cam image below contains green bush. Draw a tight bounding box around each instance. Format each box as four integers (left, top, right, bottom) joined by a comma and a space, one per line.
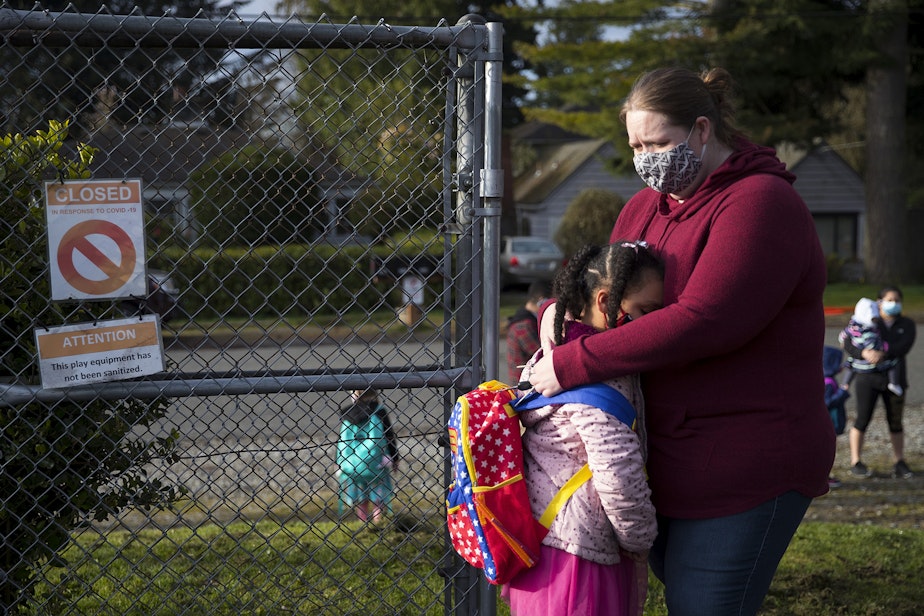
553, 187, 625, 257
188, 145, 322, 248
151, 229, 449, 322
0, 121, 185, 609
154, 244, 404, 321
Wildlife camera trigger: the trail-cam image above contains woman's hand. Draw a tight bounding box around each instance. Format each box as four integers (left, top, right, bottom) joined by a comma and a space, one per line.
861, 348, 886, 364
528, 349, 564, 396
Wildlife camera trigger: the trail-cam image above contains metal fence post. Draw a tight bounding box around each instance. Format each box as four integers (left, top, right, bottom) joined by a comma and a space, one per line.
448, 14, 485, 615
474, 20, 506, 616
482, 21, 504, 384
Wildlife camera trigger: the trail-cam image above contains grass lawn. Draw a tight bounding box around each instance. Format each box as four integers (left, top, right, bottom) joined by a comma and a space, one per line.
824, 283, 924, 316
642, 523, 924, 616
759, 522, 924, 616
57, 281, 916, 615
30, 516, 924, 615
34, 517, 447, 616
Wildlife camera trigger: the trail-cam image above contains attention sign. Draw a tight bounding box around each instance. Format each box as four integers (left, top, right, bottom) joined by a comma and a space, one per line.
35, 315, 165, 389
45, 179, 146, 301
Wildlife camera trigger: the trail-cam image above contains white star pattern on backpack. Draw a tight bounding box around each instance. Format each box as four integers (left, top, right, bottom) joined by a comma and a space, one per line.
446, 383, 532, 581
446, 380, 639, 585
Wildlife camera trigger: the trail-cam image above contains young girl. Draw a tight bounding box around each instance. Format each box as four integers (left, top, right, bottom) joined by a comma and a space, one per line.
336, 389, 400, 524
504, 241, 663, 616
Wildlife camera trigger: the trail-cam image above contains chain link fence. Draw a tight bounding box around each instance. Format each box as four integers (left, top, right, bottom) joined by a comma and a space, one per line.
1, 7, 503, 614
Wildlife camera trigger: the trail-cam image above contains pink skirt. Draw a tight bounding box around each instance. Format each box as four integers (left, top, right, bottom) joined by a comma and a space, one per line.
502, 545, 641, 616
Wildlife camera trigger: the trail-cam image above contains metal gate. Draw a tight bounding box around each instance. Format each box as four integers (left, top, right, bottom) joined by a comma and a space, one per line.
0, 7, 503, 614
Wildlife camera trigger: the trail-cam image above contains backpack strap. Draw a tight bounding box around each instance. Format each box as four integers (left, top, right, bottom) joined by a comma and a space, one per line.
513, 383, 636, 428
512, 383, 638, 529
537, 465, 592, 528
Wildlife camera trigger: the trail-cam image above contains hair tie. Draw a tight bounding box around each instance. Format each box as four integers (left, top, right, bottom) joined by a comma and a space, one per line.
619, 240, 649, 253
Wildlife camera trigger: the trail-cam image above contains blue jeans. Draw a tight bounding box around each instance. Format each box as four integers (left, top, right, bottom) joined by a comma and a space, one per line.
649, 491, 811, 616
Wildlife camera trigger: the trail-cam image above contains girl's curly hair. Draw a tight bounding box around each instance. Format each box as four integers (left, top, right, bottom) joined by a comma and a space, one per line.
551, 241, 664, 345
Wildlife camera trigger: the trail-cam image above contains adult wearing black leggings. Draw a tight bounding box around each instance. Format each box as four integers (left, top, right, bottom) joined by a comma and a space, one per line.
844, 285, 917, 479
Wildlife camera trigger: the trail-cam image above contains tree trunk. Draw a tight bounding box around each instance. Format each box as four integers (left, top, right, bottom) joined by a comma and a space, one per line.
865, 0, 909, 283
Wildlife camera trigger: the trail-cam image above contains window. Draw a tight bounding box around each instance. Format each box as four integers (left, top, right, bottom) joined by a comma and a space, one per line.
813, 214, 857, 260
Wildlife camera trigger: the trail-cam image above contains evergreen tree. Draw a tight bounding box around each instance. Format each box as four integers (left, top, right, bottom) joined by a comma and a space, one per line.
0, 0, 243, 136
279, 1, 539, 231
907, 0, 924, 212
705, 0, 869, 147
510, 0, 921, 281
864, 0, 910, 282
509, 1, 871, 155
189, 145, 322, 247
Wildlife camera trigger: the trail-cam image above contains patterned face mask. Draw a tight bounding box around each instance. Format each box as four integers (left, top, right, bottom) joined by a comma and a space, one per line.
633, 125, 704, 194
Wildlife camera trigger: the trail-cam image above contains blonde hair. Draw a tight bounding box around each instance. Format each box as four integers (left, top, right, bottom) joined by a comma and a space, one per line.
620, 66, 744, 148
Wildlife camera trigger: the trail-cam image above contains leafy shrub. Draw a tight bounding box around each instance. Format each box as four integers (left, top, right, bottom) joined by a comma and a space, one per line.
553, 188, 625, 257
188, 145, 322, 248
153, 241, 446, 322
0, 121, 185, 609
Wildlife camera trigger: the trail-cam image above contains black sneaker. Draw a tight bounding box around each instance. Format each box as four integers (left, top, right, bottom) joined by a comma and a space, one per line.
893, 460, 914, 479
850, 461, 872, 477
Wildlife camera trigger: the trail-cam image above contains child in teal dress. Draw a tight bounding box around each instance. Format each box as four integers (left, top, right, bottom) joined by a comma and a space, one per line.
337, 389, 399, 523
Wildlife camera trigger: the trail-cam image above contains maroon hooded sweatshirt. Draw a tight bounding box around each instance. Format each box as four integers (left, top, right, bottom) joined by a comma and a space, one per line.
550, 139, 835, 519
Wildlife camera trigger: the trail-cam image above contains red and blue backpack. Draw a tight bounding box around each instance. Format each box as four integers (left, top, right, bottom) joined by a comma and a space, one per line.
445, 380, 636, 584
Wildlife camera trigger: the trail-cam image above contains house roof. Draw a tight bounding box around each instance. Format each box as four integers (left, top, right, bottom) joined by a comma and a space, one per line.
82, 123, 251, 186
510, 119, 591, 145
515, 134, 865, 212
514, 138, 610, 204
781, 141, 865, 214
79, 123, 362, 190
774, 142, 809, 171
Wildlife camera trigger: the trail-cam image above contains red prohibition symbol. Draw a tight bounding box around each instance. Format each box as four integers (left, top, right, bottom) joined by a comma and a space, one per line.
57, 220, 137, 295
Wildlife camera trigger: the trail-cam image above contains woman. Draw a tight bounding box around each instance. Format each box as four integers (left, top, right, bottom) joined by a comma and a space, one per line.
843, 285, 917, 479
528, 66, 835, 615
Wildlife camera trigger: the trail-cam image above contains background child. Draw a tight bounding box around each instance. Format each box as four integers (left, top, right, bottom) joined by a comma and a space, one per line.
823, 345, 850, 488
336, 389, 399, 525
504, 241, 662, 616
506, 280, 551, 384
839, 298, 902, 396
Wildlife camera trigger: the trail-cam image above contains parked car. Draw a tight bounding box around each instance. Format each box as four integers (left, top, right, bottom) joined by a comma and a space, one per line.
120, 269, 182, 321
500, 236, 564, 287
